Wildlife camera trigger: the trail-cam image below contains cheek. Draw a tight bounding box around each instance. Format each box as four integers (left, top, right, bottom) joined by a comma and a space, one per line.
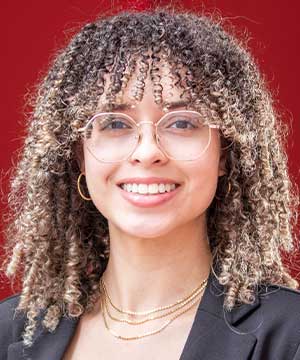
83, 146, 115, 203
188, 160, 219, 199
185, 142, 221, 208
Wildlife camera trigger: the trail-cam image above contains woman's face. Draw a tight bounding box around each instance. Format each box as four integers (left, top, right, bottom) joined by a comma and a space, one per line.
79, 65, 225, 238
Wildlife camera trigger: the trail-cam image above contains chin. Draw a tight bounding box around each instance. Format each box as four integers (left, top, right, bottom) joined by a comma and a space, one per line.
116, 220, 176, 239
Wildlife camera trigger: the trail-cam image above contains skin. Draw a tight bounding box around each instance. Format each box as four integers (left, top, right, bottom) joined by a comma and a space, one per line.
76, 63, 226, 342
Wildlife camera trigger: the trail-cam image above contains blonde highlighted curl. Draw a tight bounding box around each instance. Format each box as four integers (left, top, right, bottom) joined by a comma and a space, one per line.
1, 7, 299, 347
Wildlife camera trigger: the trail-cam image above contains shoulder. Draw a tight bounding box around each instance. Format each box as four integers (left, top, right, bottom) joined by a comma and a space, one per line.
240, 283, 300, 330
233, 284, 300, 359
0, 293, 23, 327
258, 283, 300, 318
0, 294, 25, 357
0, 292, 21, 310
0, 292, 23, 323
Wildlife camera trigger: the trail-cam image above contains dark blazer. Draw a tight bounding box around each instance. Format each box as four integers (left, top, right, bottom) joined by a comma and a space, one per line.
1, 270, 300, 360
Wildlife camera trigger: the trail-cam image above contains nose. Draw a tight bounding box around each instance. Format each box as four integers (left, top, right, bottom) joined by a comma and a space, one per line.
128, 121, 169, 166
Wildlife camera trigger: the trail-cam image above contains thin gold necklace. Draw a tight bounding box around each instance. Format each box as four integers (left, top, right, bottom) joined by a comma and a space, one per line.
100, 279, 207, 325
100, 278, 208, 341
100, 277, 208, 316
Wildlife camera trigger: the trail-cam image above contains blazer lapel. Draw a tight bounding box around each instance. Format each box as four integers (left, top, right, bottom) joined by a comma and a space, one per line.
180, 271, 259, 359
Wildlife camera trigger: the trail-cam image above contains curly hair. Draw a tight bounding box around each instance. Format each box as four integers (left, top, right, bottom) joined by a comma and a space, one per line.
1, 7, 299, 347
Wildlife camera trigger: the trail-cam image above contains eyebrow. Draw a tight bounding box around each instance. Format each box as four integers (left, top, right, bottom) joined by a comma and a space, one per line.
163, 100, 189, 110
99, 100, 189, 112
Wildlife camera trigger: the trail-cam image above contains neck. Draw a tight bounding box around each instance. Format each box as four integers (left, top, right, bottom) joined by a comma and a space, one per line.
101, 216, 212, 312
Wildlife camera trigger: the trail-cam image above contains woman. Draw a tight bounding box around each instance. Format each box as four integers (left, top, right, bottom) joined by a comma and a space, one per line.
1, 7, 300, 360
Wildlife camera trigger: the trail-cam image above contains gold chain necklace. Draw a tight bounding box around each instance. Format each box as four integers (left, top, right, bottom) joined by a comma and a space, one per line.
99, 278, 208, 341
100, 279, 207, 325
100, 277, 208, 316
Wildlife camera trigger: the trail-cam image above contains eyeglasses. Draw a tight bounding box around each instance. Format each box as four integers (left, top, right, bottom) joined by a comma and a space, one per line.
78, 110, 220, 163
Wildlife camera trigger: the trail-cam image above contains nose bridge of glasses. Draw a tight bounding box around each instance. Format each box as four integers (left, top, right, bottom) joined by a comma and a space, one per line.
137, 120, 157, 127
135, 120, 158, 140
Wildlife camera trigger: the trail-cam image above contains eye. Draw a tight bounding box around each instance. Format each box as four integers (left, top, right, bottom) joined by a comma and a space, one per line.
168, 119, 197, 129
104, 120, 130, 129
100, 117, 133, 131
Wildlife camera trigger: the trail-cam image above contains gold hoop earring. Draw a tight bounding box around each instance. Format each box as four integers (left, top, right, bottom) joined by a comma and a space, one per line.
226, 180, 231, 196
77, 173, 92, 201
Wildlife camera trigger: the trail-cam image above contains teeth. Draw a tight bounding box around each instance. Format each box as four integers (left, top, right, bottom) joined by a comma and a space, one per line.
149, 184, 158, 194
121, 183, 177, 195
138, 184, 148, 194
132, 184, 138, 192
158, 184, 165, 193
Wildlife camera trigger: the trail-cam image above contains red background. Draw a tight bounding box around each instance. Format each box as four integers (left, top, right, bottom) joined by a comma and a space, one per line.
1, 0, 300, 300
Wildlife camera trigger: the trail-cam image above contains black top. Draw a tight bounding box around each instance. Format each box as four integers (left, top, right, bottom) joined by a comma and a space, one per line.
1, 270, 300, 360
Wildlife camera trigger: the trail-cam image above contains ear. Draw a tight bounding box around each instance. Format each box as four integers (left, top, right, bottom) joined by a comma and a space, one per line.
74, 141, 85, 174
218, 149, 227, 177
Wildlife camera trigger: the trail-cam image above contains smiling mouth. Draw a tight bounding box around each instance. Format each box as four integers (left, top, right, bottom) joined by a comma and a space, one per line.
117, 183, 181, 195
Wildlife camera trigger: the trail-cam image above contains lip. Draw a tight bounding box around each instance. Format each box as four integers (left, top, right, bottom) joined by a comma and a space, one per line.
118, 183, 182, 208
116, 177, 181, 185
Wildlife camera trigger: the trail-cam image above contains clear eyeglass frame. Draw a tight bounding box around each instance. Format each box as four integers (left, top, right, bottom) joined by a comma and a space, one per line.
78, 110, 220, 163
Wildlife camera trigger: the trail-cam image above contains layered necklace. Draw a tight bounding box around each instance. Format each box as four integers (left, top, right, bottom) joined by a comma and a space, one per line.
99, 276, 208, 341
